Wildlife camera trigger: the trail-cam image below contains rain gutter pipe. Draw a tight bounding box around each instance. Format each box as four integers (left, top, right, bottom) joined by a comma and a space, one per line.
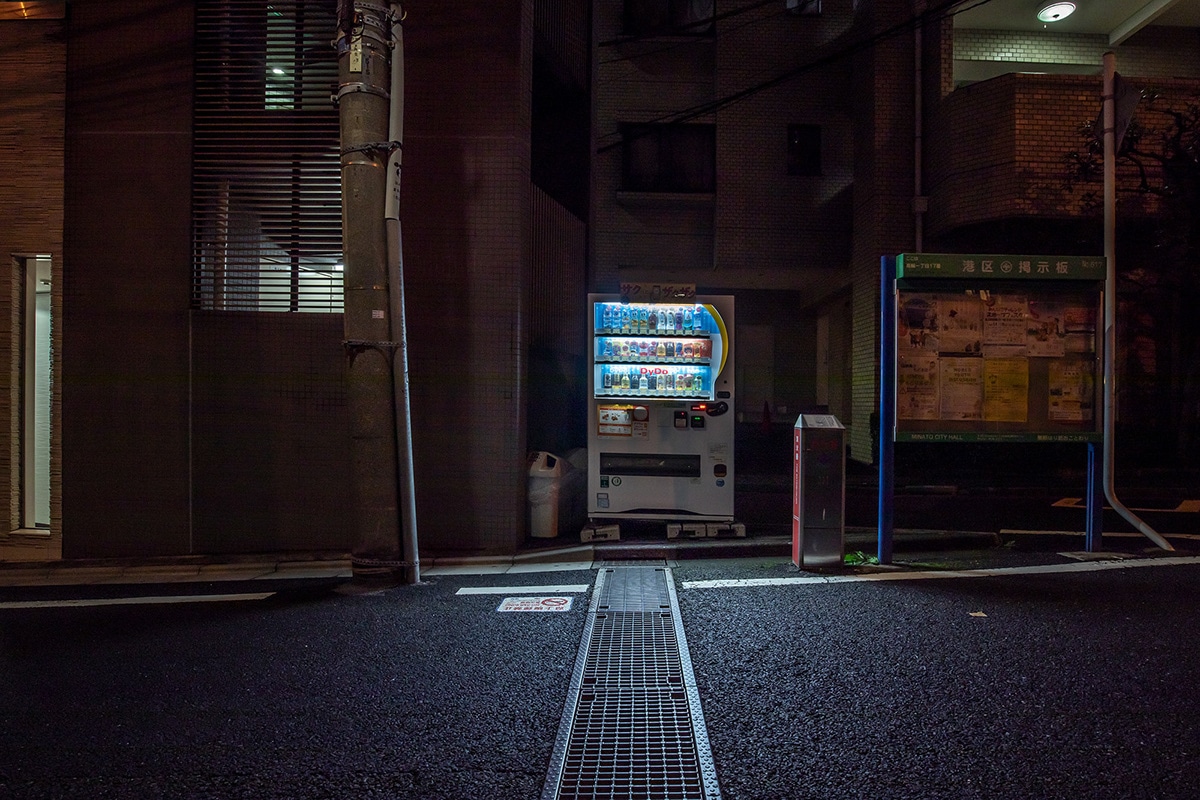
386, 2, 421, 581
913, 0, 925, 252
1102, 51, 1172, 552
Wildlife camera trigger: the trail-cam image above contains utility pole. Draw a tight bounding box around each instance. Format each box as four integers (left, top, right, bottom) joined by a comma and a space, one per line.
336, 0, 418, 584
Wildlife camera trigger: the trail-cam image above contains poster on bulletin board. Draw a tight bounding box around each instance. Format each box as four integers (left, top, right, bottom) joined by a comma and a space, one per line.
892, 254, 1103, 443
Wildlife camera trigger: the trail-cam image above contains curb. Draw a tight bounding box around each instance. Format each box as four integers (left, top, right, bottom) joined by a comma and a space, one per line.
1, 528, 1090, 588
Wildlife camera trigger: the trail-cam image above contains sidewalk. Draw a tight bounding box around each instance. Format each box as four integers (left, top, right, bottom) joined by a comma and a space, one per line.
5, 522, 1191, 589
0, 527, 1003, 588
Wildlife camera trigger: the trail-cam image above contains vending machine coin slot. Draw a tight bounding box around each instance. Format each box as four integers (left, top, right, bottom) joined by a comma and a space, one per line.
705, 401, 729, 417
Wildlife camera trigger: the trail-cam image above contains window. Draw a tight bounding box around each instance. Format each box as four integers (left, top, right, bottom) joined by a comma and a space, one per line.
623, 0, 715, 37
622, 123, 716, 193
19, 256, 52, 529
787, 124, 822, 176
786, 0, 822, 15
192, 0, 343, 312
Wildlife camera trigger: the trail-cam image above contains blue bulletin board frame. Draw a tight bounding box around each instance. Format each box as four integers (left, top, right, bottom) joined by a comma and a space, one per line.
876, 254, 1106, 563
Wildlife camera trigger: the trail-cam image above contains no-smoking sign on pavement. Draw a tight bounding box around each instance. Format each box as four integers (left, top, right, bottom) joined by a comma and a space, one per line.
496, 596, 574, 612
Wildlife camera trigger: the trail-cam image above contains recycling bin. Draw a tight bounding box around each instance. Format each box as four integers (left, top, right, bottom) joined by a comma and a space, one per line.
528, 451, 565, 538
792, 415, 845, 567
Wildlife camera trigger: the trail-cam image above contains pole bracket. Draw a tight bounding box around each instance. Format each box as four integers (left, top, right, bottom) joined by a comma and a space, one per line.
334, 83, 390, 103
341, 140, 402, 157
343, 338, 405, 367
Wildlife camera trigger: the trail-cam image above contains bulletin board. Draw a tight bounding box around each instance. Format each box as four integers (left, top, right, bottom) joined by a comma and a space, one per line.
891, 253, 1104, 443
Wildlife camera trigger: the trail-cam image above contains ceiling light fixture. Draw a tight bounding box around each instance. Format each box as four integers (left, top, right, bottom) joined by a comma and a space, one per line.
1036, 1, 1076, 23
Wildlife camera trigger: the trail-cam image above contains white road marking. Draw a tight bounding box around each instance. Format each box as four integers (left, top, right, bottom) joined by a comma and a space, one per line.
681, 555, 1200, 590
456, 584, 591, 595
1052, 497, 1200, 513
1002, 529, 1200, 542
0, 592, 276, 609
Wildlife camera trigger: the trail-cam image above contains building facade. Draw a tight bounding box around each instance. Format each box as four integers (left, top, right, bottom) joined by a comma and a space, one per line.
0, 0, 590, 560
591, 0, 1200, 466
2, 0, 1196, 561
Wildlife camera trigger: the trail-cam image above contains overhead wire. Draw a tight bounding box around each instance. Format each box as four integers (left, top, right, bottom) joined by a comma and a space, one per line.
599, 4, 792, 67
598, 0, 782, 48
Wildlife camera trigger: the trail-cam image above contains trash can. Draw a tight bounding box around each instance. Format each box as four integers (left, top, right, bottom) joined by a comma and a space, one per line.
792, 415, 845, 567
528, 451, 566, 538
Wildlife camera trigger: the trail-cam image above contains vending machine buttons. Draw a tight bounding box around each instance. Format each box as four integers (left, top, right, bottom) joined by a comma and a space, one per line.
632, 406, 649, 422
690, 415, 705, 429
674, 410, 688, 429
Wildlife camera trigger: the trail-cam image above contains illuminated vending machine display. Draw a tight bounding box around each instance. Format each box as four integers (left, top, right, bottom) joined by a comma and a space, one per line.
587, 294, 735, 521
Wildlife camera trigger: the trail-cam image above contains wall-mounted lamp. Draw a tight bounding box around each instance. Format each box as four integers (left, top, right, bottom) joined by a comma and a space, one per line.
1036, 1, 1076, 23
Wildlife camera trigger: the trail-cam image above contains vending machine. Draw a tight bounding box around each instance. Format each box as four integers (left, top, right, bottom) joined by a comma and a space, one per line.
587, 294, 735, 521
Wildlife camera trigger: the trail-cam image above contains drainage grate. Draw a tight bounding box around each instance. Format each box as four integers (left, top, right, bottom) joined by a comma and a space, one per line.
543, 567, 720, 800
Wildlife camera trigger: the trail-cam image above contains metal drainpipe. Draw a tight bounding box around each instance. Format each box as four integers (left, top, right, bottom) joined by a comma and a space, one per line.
913, 0, 925, 252
385, 2, 420, 584
1102, 51, 1173, 551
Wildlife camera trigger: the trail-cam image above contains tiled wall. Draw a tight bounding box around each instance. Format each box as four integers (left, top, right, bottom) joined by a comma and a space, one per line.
529, 187, 588, 458
191, 312, 350, 553
593, 0, 863, 435
0, 20, 65, 536
714, 2, 855, 285
591, 0, 717, 293
61, 0, 195, 557
848, 3, 920, 464
954, 26, 1200, 79
401, 0, 535, 554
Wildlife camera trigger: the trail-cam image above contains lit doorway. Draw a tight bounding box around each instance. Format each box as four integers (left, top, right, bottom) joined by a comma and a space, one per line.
21, 255, 51, 529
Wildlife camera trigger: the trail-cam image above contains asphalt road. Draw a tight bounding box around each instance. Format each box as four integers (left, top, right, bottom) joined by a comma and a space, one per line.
3, 554, 1200, 799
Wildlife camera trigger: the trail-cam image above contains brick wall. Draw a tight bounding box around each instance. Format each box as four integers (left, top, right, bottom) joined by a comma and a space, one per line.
0, 20, 64, 536
925, 73, 1199, 237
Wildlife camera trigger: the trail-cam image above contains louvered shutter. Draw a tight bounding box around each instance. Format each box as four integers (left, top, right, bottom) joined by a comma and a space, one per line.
192, 0, 342, 312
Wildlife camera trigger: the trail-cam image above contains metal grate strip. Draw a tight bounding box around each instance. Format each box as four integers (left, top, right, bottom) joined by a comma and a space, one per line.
596, 568, 671, 613
543, 567, 721, 800
583, 612, 682, 688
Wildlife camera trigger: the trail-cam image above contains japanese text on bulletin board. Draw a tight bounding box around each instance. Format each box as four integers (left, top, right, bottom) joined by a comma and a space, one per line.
893, 254, 1104, 443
